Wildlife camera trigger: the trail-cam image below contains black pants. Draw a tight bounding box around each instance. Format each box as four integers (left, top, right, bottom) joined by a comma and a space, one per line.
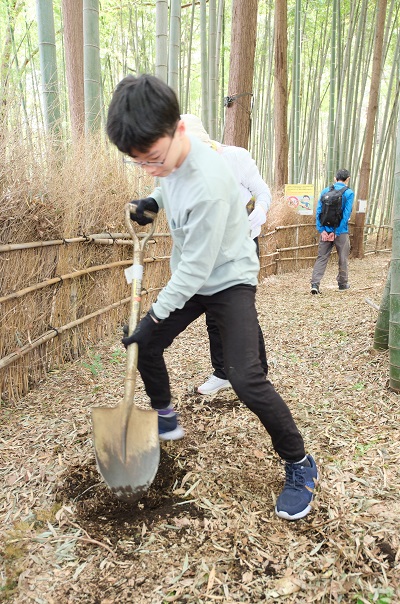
137, 285, 305, 461
206, 234, 267, 379
207, 312, 268, 379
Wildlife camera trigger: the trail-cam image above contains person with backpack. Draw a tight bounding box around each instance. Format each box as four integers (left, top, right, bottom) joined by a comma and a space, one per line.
310, 169, 354, 294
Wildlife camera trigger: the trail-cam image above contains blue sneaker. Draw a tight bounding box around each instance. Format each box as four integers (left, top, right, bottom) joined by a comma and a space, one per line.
275, 455, 318, 520
157, 406, 185, 441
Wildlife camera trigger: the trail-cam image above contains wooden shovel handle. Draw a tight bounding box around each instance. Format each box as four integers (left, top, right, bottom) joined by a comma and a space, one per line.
121, 203, 157, 415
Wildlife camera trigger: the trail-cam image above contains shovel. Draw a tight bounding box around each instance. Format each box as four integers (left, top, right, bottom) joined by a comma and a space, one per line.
91, 203, 160, 502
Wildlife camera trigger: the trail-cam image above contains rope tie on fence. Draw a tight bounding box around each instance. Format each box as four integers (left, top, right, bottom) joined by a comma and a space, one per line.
106, 232, 116, 243
48, 325, 60, 336
62, 238, 69, 245
80, 233, 91, 242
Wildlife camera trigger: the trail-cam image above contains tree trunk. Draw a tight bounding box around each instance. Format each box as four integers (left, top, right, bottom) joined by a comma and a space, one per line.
1, 0, 21, 117
155, 0, 168, 82
374, 265, 391, 350
61, 0, 84, 140
184, 0, 196, 112
83, 0, 101, 133
200, 0, 209, 130
274, 0, 288, 190
290, 0, 301, 183
352, 0, 388, 258
389, 108, 400, 391
215, 0, 225, 139
223, 0, 258, 149
36, 0, 62, 136
208, 0, 217, 139
168, 0, 181, 93
327, 0, 339, 182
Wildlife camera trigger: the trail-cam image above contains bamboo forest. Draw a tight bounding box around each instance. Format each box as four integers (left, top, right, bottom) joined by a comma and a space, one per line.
1, 0, 400, 603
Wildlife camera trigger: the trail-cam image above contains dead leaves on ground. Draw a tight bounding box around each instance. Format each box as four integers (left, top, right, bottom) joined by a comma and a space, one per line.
1, 255, 399, 603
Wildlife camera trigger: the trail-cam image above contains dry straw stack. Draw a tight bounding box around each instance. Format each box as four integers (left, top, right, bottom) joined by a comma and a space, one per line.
258, 190, 316, 279
0, 137, 172, 401
1, 136, 325, 402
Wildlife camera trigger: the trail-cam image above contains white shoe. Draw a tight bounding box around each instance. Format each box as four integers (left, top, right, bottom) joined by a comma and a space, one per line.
197, 375, 231, 395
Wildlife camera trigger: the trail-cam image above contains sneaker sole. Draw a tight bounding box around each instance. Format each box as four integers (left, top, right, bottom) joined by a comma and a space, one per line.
159, 426, 185, 441
275, 503, 313, 521
197, 383, 232, 395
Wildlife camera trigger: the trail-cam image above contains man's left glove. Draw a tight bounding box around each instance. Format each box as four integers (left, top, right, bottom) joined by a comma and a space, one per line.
248, 204, 266, 239
121, 308, 161, 349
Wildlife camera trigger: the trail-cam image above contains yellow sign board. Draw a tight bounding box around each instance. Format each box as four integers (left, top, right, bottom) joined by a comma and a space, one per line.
285, 184, 315, 215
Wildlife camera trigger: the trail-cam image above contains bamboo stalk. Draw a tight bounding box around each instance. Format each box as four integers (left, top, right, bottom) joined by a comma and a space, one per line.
277, 243, 319, 252
0, 233, 170, 253
87, 237, 169, 245
70, 282, 79, 359
0, 256, 171, 303
0, 288, 163, 371
259, 252, 279, 259
261, 261, 277, 269
365, 298, 380, 311
0, 237, 88, 252
277, 255, 319, 262
275, 223, 315, 230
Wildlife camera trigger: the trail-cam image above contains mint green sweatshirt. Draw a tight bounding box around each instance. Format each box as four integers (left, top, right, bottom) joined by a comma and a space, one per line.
151, 135, 259, 320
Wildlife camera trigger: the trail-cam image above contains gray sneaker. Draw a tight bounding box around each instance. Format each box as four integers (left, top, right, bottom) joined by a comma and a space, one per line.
338, 283, 350, 290
311, 283, 320, 295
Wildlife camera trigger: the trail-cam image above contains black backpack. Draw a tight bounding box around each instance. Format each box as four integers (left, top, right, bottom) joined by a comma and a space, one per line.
319, 185, 348, 228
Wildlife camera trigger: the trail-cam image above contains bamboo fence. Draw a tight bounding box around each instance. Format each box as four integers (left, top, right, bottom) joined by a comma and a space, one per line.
0, 218, 392, 402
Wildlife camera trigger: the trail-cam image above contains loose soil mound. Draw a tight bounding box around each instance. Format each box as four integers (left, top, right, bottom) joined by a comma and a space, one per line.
1, 255, 399, 604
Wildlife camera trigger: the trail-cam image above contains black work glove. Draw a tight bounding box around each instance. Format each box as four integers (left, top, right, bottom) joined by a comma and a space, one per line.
129, 197, 159, 226
122, 308, 161, 349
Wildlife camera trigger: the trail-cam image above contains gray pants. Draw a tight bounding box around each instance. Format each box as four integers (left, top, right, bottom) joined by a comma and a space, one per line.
311, 233, 350, 286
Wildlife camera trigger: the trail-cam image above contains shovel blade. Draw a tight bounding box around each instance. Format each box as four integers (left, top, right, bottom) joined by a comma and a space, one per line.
91, 405, 160, 502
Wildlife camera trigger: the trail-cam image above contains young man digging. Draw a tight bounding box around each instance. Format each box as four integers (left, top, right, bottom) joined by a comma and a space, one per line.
106, 74, 318, 521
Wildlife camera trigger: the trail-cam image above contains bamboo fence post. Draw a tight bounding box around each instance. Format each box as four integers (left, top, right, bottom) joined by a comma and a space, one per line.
70, 282, 79, 359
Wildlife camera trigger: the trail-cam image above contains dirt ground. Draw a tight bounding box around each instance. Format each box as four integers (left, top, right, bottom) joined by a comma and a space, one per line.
1, 254, 399, 604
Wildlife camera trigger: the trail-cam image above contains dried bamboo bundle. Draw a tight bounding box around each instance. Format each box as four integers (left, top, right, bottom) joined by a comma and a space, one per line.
0, 136, 173, 401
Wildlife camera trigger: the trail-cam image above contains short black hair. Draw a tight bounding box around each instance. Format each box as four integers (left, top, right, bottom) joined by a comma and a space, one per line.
336, 169, 350, 182
106, 74, 180, 154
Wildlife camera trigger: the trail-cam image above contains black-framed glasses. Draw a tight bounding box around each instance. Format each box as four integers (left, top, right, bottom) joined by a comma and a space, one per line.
130, 124, 177, 167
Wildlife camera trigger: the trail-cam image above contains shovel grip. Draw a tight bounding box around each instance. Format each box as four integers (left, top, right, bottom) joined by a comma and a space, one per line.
129, 204, 157, 221
125, 203, 157, 246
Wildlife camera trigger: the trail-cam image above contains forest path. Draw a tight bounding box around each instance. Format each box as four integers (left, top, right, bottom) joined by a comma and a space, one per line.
2, 254, 399, 604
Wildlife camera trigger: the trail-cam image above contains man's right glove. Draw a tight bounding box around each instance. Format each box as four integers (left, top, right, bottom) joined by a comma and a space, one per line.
121, 308, 161, 349
129, 197, 159, 225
